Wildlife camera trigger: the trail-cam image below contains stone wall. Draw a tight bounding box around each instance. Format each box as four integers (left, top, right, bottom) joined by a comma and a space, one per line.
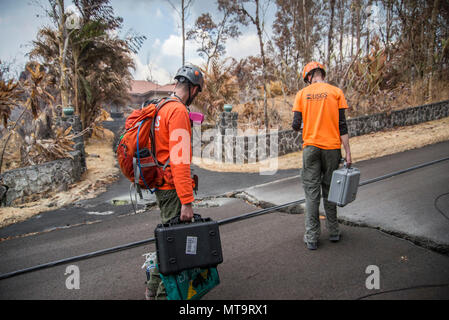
1, 151, 83, 205
347, 100, 449, 136
200, 100, 449, 163
1, 115, 86, 206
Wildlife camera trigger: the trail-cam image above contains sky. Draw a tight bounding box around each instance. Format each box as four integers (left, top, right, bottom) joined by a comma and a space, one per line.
0, 0, 276, 85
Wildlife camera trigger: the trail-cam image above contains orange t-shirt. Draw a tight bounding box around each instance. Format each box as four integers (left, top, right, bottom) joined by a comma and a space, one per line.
292, 82, 348, 150
154, 99, 194, 204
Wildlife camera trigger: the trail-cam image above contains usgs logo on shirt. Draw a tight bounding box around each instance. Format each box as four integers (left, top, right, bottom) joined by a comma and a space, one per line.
306, 92, 328, 100
154, 115, 161, 131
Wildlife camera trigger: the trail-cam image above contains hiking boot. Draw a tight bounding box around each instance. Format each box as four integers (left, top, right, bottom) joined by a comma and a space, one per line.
305, 241, 318, 250
329, 234, 341, 242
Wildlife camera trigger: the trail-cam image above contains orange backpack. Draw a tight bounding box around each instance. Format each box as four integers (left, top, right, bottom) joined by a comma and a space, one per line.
116, 97, 177, 194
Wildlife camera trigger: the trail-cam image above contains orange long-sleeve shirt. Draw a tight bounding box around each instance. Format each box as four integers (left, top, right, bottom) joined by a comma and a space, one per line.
154, 99, 194, 204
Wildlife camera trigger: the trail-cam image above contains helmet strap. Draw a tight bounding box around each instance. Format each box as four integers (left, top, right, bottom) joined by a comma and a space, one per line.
186, 84, 199, 106
308, 69, 316, 84
185, 83, 193, 106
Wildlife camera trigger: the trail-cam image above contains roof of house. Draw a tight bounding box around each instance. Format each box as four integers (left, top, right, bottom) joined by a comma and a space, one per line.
129, 80, 175, 95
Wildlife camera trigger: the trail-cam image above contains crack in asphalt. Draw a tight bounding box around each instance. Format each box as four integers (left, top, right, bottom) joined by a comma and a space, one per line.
2, 184, 448, 256
0, 219, 102, 242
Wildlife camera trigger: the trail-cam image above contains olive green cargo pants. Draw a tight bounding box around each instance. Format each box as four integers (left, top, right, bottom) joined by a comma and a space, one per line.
302, 145, 342, 243
146, 189, 182, 300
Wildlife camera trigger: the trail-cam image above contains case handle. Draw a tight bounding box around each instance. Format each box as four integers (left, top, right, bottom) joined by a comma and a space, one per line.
340, 158, 352, 169
167, 213, 203, 225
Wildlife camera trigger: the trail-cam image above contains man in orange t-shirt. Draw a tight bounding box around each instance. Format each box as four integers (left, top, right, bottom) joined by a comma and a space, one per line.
292, 61, 352, 250
146, 64, 203, 300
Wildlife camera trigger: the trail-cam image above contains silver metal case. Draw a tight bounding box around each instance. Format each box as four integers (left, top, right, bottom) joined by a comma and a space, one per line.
328, 166, 360, 207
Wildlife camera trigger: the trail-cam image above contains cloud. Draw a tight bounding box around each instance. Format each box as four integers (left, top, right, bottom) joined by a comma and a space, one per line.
225, 33, 261, 60
156, 8, 163, 18
132, 29, 207, 84
152, 38, 161, 49
111, 0, 156, 11
131, 53, 172, 84
160, 34, 203, 64
149, 30, 260, 84
161, 34, 182, 57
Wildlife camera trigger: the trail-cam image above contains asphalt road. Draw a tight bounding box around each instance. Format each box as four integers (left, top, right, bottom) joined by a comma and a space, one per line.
243, 140, 449, 253
1, 197, 448, 300
0, 165, 298, 240
0, 141, 448, 300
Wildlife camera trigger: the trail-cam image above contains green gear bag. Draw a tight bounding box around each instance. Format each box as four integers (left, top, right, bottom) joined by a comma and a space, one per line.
159, 266, 220, 300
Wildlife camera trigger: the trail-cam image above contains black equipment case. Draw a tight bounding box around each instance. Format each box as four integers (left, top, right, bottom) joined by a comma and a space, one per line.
155, 214, 223, 275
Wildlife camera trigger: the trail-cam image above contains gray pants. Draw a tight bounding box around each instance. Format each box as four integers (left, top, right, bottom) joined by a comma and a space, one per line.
146, 189, 182, 300
302, 146, 341, 243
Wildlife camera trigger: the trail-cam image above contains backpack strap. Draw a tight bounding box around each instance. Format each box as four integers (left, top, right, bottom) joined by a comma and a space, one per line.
135, 120, 156, 194
149, 96, 182, 168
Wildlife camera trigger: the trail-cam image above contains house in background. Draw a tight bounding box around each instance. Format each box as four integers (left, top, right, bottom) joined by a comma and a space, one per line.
123, 79, 203, 114
128, 80, 175, 108
108, 80, 175, 117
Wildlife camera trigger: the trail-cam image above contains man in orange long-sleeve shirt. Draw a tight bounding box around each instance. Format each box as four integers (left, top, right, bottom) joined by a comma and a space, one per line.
153, 65, 203, 221
146, 65, 204, 300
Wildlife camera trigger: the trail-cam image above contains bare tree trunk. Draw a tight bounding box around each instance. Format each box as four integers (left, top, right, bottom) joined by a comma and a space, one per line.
292, 0, 301, 89
327, 0, 336, 67
167, 0, 191, 66
57, 0, 70, 109
254, 0, 269, 131
418, 5, 425, 80
237, 0, 269, 130
427, 0, 439, 102
182, 0, 185, 66
338, 0, 344, 66
366, 0, 371, 54
350, 4, 354, 58
206, 11, 229, 73
355, 0, 361, 56
302, 0, 310, 62
385, 0, 392, 60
